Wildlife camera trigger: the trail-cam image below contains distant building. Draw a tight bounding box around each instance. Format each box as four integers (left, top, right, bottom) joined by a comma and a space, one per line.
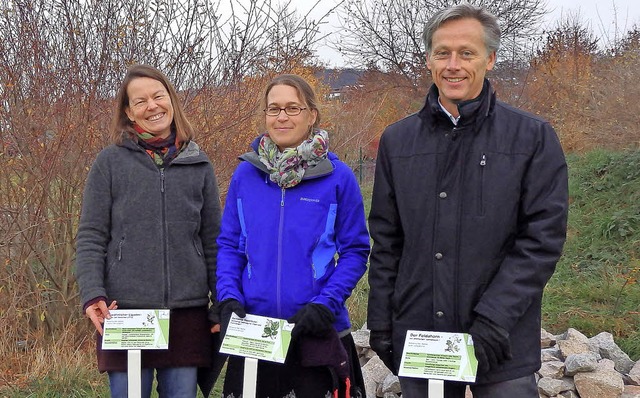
316, 68, 364, 100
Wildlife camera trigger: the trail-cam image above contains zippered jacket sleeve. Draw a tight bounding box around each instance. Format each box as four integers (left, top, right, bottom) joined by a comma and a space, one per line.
310, 164, 370, 316
75, 153, 112, 307
367, 131, 403, 332
216, 169, 247, 305
200, 162, 222, 314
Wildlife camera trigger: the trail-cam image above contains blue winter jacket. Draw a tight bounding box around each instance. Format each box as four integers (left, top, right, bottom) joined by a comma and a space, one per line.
217, 137, 370, 333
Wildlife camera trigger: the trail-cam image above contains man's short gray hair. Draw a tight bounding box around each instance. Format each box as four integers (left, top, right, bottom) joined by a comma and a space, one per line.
422, 3, 501, 55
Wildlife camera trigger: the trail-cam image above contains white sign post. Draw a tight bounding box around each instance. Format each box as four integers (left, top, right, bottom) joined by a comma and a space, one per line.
127, 349, 142, 398
243, 357, 259, 398
102, 310, 171, 398
428, 379, 445, 398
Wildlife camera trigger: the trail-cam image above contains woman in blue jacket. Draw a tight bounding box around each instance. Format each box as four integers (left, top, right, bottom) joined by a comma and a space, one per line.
216, 74, 370, 398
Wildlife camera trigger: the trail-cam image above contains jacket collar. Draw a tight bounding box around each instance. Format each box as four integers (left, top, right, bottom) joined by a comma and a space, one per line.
122, 138, 207, 164
419, 79, 495, 127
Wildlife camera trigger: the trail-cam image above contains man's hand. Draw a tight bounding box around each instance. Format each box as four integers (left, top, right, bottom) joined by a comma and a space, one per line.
85, 300, 117, 335
469, 316, 512, 374
370, 330, 396, 374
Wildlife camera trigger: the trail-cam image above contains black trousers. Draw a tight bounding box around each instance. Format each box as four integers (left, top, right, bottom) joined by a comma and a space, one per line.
223, 334, 364, 398
398, 374, 538, 398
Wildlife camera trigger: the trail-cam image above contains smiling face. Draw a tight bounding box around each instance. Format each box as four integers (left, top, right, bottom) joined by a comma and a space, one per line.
125, 77, 174, 139
265, 84, 317, 151
426, 18, 496, 117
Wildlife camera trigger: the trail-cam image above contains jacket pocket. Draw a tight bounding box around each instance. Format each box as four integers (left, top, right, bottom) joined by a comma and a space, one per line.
478, 153, 486, 216
245, 236, 252, 280
458, 282, 488, 330
311, 203, 338, 280
107, 236, 125, 276
192, 238, 202, 256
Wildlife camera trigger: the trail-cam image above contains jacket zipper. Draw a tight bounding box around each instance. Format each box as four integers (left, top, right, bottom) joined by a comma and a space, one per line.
160, 168, 169, 306
136, 142, 179, 309
276, 187, 285, 318
478, 153, 486, 216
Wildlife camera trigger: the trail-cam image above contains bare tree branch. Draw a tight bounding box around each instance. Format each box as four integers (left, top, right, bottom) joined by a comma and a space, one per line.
335, 0, 549, 83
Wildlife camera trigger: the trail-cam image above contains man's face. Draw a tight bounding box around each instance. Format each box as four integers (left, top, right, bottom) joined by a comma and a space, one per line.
426, 18, 496, 116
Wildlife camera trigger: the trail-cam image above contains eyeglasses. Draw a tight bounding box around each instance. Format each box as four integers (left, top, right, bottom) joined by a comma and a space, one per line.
264, 106, 308, 116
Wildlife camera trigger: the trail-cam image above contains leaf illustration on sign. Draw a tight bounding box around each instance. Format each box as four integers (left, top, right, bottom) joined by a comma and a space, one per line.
262, 319, 279, 339
445, 335, 461, 353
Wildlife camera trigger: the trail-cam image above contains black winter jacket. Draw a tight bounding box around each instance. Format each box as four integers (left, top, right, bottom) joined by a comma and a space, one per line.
367, 80, 568, 384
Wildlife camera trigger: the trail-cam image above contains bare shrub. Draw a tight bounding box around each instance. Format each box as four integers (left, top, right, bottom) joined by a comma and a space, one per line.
0, 0, 327, 386
524, 14, 640, 151
335, 0, 548, 85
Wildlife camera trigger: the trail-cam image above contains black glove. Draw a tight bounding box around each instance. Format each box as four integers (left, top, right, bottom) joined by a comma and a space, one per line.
369, 330, 396, 374
208, 301, 221, 325
287, 303, 335, 339
469, 316, 512, 374
219, 299, 246, 340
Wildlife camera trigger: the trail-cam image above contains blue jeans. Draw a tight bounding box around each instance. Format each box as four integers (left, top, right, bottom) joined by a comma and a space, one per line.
399, 374, 537, 398
108, 367, 198, 398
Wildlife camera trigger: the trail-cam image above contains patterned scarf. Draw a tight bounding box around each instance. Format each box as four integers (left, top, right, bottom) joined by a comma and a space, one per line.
258, 129, 329, 188
134, 124, 182, 168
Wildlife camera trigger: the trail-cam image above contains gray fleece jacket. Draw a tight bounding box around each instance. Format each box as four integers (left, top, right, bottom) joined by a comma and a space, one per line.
75, 138, 220, 312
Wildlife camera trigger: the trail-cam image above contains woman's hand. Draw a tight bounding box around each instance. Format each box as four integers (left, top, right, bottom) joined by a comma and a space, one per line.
85, 300, 118, 335
210, 324, 220, 333
287, 303, 335, 339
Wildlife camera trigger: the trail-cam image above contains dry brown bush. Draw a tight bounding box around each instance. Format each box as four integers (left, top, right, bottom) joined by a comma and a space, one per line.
512, 15, 640, 151
325, 70, 426, 160
0, 0, 332, 388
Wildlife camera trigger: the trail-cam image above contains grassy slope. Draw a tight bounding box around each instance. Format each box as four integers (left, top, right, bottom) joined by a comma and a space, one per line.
543, 149, 640, 358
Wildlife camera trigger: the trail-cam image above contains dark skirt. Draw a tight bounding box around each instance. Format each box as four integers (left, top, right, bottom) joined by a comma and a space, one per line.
222, 333, 364, 398
95, 306, 212, 372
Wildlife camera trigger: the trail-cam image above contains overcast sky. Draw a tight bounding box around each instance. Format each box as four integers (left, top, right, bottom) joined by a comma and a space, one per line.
548, 0, 639, 40
295, 0, 640, 67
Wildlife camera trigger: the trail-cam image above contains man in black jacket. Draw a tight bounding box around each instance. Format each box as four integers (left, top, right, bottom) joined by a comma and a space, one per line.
367, 3, 569, 397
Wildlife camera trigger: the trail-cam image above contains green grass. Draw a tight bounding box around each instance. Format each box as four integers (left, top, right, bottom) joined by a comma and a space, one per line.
542, 149, 640, 358
347, 182, 373, 330
0, 368, 110, 397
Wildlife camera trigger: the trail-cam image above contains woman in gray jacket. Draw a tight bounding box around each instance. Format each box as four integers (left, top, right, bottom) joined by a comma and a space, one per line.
75, 64, 221, 398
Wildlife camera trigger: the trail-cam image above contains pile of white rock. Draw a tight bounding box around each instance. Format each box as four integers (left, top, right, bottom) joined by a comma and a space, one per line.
352, 325, 640, 398
352, 326, 402, 398
537, 328, 640, 398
